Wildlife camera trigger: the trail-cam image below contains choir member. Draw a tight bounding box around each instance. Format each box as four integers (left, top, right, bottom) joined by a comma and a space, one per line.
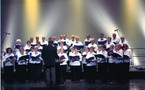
97, 33, 107, 45
41, 37, 48, 47
113, 44, 124, 84
14, 39, 23, 55
35, 42, 43, 52
122, 44, 132, 83
107, 45, 115, 83
15, 47, 29, 83
85, 46, 97, 83
62, 34, 70, 46
24, 40, 31, 54
119, 36, 128, 46
28, 46, 43, 83
84, 34, 91, 46
3, 47, 15, 84
96, 45, 108, 83
57, 41, 68, 53
30, 37, 36, 47
106, 37, 115, 51
72, 36, 84, 51
112, 33, 120, 44
57, 48, 69, 86
35, 36, 40, 44
88, 38, 98, 52
69, 35, 76, 47
52, 36, 58, 47
69, 47, 82, 82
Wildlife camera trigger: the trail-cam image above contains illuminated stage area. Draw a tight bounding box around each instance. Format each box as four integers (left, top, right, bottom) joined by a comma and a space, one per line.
1, 0, 145, 66
1, 0, 145, 90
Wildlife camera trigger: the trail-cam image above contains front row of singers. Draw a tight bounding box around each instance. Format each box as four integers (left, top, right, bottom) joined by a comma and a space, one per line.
3, 44, 132, 84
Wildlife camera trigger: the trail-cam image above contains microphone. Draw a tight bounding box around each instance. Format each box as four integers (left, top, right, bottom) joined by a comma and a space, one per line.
5, 32, 10, 35
114, 29, 119, 31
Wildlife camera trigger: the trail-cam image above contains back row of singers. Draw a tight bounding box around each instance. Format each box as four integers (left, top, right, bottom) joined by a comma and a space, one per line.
13, 33, 128, 54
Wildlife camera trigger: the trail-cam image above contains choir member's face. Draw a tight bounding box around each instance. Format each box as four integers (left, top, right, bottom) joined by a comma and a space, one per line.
91, 40, 95, 44
30, 38, 33, 42
121, 37, 125, 42
112, 34, 116, 39
42, 37, 45, 41
8, 49, 12, 54
86, 34, 90, 39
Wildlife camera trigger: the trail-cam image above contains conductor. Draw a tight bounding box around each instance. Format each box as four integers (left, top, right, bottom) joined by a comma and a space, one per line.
42, 40, 59, 86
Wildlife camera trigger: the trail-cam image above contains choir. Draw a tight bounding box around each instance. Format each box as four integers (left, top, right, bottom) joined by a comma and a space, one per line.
3, 33, 132, 85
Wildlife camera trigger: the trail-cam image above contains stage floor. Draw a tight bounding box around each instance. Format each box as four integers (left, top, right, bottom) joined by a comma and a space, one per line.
2, 79, 145, 90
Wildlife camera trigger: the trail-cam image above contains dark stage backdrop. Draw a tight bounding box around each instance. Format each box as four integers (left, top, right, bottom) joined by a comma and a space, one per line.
1, 0, 145, 66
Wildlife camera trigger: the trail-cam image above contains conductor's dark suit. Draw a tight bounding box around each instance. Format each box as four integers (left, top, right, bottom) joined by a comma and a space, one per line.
42, 41, 59, 85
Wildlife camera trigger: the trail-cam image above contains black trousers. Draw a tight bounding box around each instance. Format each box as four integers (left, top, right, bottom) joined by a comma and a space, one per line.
4, 66, 14, 83
28, 63, 42, 82
59, 65, 67, 84
70, 66, 81, 81
108, 63, 115, 82
122, 63, 130, 83
86, 66, 96, 83
16, 65, 28, 82
98, 63, 108, 83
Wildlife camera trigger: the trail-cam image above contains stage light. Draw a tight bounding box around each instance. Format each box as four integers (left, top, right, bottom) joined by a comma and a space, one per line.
86, 0, 119, 37
24, 0, 40, 39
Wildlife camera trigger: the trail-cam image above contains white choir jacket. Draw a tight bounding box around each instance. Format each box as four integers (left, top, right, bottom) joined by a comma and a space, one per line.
28, 51, 42, 64
16, 52, 28, 65
86, 52, 97, 66
124, 49, 132, 63
69, 52, 82, 66
88, 43, 98, 52
96, 50, 107, 63
58, 53, 68, 65
4, 53, 14, 66
113, 49, 123, 63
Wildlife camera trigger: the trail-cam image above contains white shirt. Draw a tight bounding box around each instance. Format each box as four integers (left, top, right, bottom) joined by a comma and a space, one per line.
124, 49, 132, 63
58, 53, 68, 65
84, 38, 91, 46
28, 51, 42, 64
113, 49, 123, 63
88, 43, 98, 51
16, 52, 28, 65
4, 53, 14, 66
86, 52, 97, 66
97, 38, 107, 45
69, 52, 82, 66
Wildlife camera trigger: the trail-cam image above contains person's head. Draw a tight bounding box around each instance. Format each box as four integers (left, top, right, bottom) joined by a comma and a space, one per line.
123, 44, 129, 50
19, 47, 24, 53
120, 36, 125, 42
86, 34, 91, 39
99, 33, 104, 39
59, 41, 64, 46
26, 40, 31, 46
84, 46, 89, 52
115, 44, 122, 51
90, 46, 94, 52
42, 37, 46, 42
30, 37, 34, 42
36, 36, 39, 41
109, 44, 115, 51
6, 47, 13, 54
91, 38, 95, 44
34, 46, 38, 52
16, 39, 22, 45
36, 42, 41, 46
60, 35, 63, 40
71, 35, 75, 40
52, 36, 57, 41
63, 34, 67, 39
75, 36, 80, 42
107, 37, 112, 42
112, 33, 116, 39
